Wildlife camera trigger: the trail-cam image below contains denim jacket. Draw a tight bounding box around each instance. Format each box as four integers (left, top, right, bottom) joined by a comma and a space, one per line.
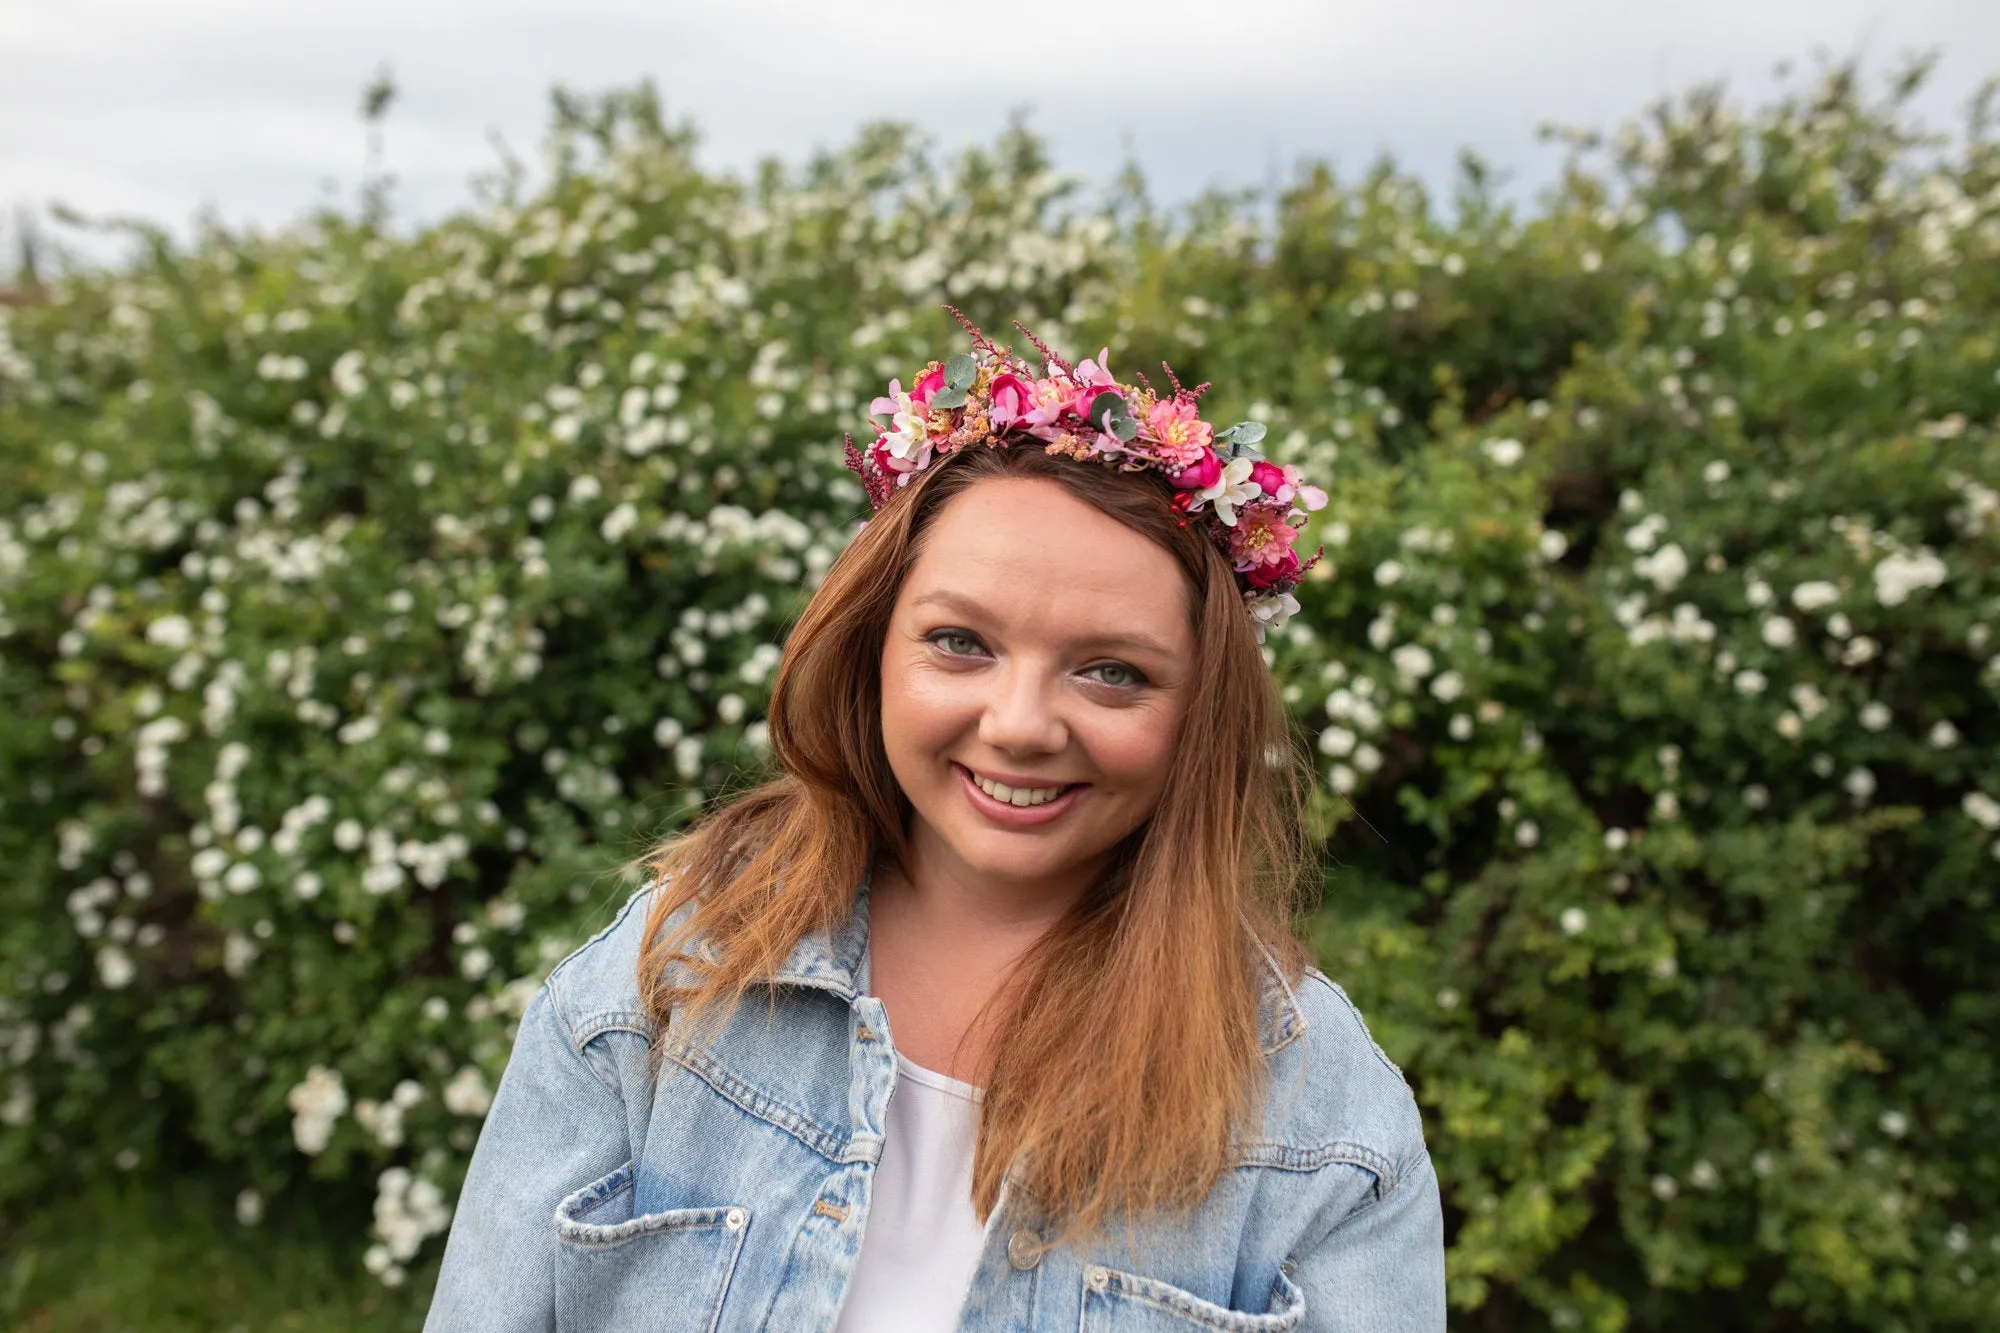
424, 875, 1446, 1331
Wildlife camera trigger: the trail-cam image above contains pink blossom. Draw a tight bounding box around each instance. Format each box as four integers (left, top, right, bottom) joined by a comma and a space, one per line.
1171, 448, 1223, 491
910, 365, 946, 408
1248, 460, 1287, 498
1022, 376, 1078, 435
1072, 349, 1117, 390
868, 378, 906, 422
1146, 399, 1215, 473
1232, 508, 1299, 573
1245, 548, 1301, 589
1246, 461, 1329, 511
987, 372, 1033, 429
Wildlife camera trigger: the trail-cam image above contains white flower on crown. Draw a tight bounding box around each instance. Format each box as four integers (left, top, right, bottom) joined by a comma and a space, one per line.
871, 380, 934, 474
1197, 456, 1263, 527
1248, 590, 1300, 641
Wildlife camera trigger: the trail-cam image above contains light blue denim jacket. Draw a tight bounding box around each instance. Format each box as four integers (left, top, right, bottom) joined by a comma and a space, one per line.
425, 875, 1446, 1331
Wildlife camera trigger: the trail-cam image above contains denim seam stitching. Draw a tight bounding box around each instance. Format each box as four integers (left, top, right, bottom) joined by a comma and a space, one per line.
662, 1041, 852, 1164
1300, 970, 1408, 1084
572, 1009, 660, 1048
1235, 1138, 1396, 1182
1252, 933, 1306, 1057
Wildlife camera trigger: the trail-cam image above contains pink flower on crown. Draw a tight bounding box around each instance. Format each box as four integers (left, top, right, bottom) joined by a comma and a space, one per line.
1244, 547, 1301, 590
1248, 460, 1328, 512
1074, 350, 1117, 389
1071, 383, 1124, 430
1170, 446, 1222, 491
910, 364, 946, 409
1066, 350, 1120, 421
1231, 506, 1298, 573
1146, 399, 1216, 476
987, 372, 1033, 430
1022, 376, 1078, 435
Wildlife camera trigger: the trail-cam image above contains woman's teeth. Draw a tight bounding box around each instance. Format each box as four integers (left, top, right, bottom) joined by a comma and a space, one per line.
969, 770, 1070, 807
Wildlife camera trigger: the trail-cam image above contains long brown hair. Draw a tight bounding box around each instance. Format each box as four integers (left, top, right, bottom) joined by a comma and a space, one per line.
634, 443, 1316, 1237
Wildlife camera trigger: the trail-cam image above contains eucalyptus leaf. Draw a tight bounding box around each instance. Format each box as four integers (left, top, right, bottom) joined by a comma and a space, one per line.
944, 354, 977, 388
1215, 421, 1267, 447
930, 386, 967, 410
1087, 391, 1128, 432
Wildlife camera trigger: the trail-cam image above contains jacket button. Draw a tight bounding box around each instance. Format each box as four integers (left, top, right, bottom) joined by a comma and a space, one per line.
1006, 1228, 1045, 1271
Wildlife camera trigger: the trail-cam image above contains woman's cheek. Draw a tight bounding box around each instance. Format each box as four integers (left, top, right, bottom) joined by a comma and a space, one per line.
1086, 712, 1176, 793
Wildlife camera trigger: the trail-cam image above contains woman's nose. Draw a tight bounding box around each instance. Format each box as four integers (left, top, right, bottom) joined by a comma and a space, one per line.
977, 662, 1066, 754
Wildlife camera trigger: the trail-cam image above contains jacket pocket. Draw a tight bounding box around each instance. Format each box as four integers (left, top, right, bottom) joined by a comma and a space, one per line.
1080, 1264, 1304, 1332
551, 1162, 750, 1333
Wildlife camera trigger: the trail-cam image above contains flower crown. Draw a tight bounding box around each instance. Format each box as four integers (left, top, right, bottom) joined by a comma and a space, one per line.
842, 309, 1326, 640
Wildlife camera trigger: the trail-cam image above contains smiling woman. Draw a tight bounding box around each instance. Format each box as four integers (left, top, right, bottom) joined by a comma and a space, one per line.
422, 340, 1445, 1332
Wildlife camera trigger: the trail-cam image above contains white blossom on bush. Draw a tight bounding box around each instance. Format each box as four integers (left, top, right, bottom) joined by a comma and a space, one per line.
286, 1066, 348, 1155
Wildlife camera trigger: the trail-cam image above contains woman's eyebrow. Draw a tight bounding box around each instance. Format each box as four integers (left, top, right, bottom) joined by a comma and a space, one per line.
909, 589, 1176, 659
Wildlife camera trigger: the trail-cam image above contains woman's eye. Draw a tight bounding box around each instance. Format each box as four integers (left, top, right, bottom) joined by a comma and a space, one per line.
927, 629, 983, 656
1086, 662, 1145, 688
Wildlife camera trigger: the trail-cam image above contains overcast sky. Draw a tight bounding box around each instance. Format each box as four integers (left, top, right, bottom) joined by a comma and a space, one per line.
4, 0, 1998, 268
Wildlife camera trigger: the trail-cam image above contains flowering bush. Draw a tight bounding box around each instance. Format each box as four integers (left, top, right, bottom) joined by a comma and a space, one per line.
3, 63, 1997, 1328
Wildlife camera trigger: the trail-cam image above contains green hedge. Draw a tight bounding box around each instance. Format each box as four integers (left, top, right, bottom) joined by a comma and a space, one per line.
4, 60, 1998, 1330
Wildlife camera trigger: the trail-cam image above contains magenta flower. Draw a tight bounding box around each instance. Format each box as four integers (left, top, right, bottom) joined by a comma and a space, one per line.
1247, 461, 1328, 511
1170, 447, 1223, 491
910, 365, 946, 408
987, 372, 1033, 429
1245, 547, 1302, 589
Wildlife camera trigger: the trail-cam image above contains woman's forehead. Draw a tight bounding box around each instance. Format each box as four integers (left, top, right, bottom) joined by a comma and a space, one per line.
901, 481, 1193, 652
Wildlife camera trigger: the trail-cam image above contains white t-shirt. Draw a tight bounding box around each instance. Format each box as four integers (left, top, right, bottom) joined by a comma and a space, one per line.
833, 1053, 988, 1332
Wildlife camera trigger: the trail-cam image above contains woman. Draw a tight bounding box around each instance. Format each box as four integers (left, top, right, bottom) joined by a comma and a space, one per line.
424, 321, 1446, 1331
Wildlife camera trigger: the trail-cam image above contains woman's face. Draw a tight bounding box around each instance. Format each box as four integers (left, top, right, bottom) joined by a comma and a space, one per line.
879, 476, 1197, 900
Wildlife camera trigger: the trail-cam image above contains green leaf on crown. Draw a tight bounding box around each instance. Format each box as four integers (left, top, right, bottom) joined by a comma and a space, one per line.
1214, 421, 1267, 447
928, 354, 980, 410
1088, 390, 1138, 441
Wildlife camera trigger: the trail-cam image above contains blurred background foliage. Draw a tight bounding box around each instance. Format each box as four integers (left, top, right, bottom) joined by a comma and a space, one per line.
2, 55, 1997, 1331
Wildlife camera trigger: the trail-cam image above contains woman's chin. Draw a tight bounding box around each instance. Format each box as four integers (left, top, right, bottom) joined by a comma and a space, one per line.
932, 824, 1088, 884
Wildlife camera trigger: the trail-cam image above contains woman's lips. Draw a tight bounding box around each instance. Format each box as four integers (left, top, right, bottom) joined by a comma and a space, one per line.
953, 762, 1085, 828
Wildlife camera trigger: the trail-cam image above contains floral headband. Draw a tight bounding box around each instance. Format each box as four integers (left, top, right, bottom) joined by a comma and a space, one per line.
843, 309, 1327, 640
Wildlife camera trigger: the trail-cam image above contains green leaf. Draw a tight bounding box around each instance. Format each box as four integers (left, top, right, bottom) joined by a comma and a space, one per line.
1087, 391, 1128, 433
944, 354, 977, 389
1215, 421, 1267, 447
930, 386, 967, 410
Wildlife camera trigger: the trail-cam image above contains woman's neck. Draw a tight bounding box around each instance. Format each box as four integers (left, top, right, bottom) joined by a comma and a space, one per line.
863, 841, 1096, 1086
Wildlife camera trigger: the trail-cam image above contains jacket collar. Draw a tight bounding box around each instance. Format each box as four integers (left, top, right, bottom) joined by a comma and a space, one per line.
764, 861, 1306, 1057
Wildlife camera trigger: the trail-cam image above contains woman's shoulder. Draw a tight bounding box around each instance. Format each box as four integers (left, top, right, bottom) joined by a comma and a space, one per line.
1252, 964, 1430, 1186
540, 880, 685, 1048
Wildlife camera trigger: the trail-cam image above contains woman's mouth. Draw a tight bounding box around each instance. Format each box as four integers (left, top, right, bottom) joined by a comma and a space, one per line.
953, 763, 1086, 827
